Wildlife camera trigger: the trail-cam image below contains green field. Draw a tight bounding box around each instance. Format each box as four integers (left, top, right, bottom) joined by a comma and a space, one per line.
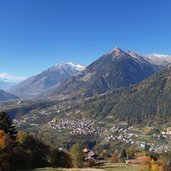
33, 163, 140, 171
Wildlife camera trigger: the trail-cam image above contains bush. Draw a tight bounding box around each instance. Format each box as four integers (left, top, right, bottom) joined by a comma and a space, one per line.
110, 153, 118, 163
11, 147, 32, 170
85, 159, 96, 167
48, 149, 72, 168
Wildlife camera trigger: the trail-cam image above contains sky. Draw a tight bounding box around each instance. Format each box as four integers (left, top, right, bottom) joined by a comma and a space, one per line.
0, 0, 171, 81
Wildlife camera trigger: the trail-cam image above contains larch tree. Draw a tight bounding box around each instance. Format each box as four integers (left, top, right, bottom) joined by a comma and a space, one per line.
70, 144, 84, 168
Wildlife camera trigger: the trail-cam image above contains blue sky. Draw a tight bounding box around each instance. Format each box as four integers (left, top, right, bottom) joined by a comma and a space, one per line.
0, 0, 171, 80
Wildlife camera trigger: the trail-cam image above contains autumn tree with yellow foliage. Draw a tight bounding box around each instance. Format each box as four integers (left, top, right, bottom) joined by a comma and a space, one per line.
0, 130, 6, 149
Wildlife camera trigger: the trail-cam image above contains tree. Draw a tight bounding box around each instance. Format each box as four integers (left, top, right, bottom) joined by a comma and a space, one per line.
0, 112, 17, 140
119, 149, 127, 161
0, 133, 12, 171
0, 113, 51, 170
0, 150, 11, 171
11, 147, 32, 170
16, 131, 29, 145
48, 149, 72, 168
126, 145, 138, 158
0, 130, 6, 149
99, 150, 108, 160
0, 113, 17, 170
70, 144, 84, 168
157, 155, 168, 171
18, 133, 50, 168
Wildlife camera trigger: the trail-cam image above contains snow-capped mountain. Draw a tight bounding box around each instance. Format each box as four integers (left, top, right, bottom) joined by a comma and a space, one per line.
57, 62, 85, 71
143, 54, 171, 66
150, 54, 170, 58
8, 62, 86, 98
49, 62, 85, 73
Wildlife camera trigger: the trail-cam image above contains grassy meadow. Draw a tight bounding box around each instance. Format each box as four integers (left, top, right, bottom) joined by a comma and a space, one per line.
33, 163, 140, 171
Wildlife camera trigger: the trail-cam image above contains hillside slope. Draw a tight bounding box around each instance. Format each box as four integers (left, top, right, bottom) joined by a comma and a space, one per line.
0, 89, 18, 102
77, 65, 171, 124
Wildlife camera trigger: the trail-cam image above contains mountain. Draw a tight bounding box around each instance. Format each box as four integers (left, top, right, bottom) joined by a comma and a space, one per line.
0, 80, 17, 90
8, 62, 85, 98
143, 54, 171, 67
0, 89, 18, 102
81, 65, 171, 124
42, 48, 158, 98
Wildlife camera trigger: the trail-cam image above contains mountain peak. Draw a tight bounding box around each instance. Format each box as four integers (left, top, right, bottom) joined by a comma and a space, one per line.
108, 47, 127, 58
110, 47, 123, 53
127, 50, 142, 59
9, 62, 86, 98
54, 62, 85, 71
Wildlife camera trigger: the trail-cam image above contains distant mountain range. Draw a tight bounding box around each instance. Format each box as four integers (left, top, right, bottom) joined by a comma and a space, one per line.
0, 89, 18, 102
144, 54, 171, 67
41, 48, 161, 98
8, 62, 85, 98
0, 76, 20, 102
0, 80, 17, 90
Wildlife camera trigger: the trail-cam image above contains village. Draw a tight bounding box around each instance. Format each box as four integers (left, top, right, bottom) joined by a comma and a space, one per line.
12, 111, 171, 155
47, 118, 171, 154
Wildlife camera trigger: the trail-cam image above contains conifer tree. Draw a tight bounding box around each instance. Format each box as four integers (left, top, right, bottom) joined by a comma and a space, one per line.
0, 112, 17, 139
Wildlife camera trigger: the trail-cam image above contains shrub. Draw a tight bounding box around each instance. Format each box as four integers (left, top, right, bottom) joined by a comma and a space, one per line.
85, 159, 96, 167
48, 149, 72, 168
110, 153, 118, 163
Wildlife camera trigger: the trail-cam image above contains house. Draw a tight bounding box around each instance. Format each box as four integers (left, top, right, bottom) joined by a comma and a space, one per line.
87, 151, 96, 159
83, 148, 97, 160
83, 148, 89, 153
